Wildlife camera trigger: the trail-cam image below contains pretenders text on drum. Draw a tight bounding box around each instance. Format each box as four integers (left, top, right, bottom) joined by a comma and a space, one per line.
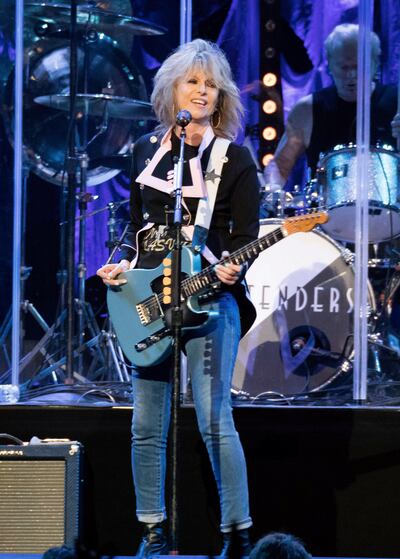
232, 219, 376, 399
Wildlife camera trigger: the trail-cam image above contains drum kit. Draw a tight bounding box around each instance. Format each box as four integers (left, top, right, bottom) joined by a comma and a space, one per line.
234, 142, 400, 403
2, 4, 400, 403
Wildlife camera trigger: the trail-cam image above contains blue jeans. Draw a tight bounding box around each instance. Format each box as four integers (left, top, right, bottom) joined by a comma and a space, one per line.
131, 292, 252, 533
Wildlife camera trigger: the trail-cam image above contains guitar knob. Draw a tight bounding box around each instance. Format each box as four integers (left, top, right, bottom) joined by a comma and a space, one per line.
163, 258, 172, 303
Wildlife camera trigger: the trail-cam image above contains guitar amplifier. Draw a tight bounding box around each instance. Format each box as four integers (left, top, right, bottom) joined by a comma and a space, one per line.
0, 440, 83, 553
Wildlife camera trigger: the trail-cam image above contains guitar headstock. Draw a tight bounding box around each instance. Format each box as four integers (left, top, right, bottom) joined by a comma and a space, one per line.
283, 211, 329, 235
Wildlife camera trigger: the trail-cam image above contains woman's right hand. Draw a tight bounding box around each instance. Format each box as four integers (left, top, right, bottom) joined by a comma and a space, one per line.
96, 259, 130, 287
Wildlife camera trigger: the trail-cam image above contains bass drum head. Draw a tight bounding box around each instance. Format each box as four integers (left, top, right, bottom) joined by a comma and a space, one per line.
233, 219, 374, 399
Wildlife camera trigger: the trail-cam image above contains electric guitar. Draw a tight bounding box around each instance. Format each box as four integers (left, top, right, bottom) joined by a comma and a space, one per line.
107, 212, 329, 367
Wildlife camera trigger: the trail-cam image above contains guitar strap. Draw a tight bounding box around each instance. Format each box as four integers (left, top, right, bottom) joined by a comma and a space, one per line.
183, 137, 231, 264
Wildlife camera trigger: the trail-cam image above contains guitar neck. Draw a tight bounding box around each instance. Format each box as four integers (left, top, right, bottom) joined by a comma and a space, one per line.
181, 226, 285, 298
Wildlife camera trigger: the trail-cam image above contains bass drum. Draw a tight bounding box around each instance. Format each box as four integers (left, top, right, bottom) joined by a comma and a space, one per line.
232, 219, 375, 399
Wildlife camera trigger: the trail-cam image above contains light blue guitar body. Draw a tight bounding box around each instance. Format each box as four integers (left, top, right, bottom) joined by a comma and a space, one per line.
107, 246, 217, 367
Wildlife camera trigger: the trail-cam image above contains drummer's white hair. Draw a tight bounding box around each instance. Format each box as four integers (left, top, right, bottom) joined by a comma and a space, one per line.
150, 39, 244, 141
325, 23, 381, 64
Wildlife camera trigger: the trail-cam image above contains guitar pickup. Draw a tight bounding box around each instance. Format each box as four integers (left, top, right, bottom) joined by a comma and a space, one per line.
198, 282, 222, 304
135, 327, 171, 352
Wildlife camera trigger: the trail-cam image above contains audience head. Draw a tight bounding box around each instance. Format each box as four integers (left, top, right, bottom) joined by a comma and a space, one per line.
249, 532, 312, 559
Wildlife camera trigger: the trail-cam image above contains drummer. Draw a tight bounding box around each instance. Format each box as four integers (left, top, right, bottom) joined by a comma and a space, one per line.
263, 23, 398, 188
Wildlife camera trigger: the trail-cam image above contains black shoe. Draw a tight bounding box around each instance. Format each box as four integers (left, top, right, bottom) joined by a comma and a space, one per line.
136, 522, 169, 558
220, 528, 252, 558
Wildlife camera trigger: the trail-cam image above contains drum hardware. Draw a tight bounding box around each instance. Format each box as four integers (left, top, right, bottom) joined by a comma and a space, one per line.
260, 187, 297, 218
0, 154, 67, 384
96, 205, 131, 383
367, 332, 400, 357
54, 114, 131, 383
72, 199, 131, 383
0, 268, 64, 383
260, 181, 323, 220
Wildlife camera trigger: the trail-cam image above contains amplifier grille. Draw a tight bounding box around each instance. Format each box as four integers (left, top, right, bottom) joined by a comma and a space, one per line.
0, 460, 66, 553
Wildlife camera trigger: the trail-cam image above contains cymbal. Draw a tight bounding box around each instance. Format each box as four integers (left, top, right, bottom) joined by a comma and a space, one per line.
75, 198, 130, 221
34, 93, 154, 120
88, 153, 132, 172
25, 2, 167, 36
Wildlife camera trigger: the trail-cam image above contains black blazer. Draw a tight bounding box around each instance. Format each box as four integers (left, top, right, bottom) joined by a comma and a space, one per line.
119, 131, 260, 334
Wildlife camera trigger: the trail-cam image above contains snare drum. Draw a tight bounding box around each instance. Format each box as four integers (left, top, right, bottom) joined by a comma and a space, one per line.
316, 144, 400, 243
232, 219, 375, 398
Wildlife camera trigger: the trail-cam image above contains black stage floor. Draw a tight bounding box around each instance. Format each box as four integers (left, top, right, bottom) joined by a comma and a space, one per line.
1, 404, 400, 558
1, 557, 399, 559
2, 556, 398, 559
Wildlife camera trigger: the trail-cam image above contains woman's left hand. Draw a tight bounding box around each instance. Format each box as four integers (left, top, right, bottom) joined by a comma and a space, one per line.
215, 251, 243, 285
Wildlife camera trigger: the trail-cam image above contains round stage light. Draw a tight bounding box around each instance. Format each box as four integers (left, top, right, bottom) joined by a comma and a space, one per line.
262, 153, 274, 167
263, 100, 277, 114
262, 72, 277, 87
262, 126, 277, 141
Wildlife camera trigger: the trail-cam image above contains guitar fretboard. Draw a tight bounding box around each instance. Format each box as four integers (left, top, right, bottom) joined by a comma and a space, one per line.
181, 226, 285, 296
138, 225, 286, 323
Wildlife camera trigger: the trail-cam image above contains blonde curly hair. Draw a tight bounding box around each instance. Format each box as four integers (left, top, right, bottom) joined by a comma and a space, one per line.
150, 39, 244, 141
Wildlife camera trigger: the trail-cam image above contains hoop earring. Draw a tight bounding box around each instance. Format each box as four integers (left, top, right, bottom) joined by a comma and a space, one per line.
212, 109, 221, 128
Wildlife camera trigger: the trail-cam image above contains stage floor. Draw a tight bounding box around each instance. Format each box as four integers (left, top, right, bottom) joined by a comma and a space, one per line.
1, 405, 400, 558
1, 556, 399, 559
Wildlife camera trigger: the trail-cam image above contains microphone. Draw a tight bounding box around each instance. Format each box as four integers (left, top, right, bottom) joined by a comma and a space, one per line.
291, 337, 306, 353
176, 109, 192, 128
290, 336, 342, 360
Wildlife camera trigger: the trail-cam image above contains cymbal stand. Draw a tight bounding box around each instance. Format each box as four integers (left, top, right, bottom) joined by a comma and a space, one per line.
63, 9, 120, 382
368, 268, 400, 362
0, 157, 65, 383
64, 0, 104, 382
99, 202, 130, 382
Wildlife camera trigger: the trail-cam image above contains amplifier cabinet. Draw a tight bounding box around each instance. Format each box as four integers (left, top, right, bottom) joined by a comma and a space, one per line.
0, 441, 83, 553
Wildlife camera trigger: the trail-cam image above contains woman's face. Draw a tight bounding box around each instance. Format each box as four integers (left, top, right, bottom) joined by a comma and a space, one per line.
174, 68, 220, 127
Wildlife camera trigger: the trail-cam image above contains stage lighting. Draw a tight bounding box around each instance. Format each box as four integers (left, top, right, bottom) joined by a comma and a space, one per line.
262, 126, 277, 141
263, 100, 277, 114
262, 72, 277, 87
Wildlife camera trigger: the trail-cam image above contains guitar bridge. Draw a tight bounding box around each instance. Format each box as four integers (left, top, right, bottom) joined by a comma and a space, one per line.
135, 327, 170, 352
136, 294, 163, 325
136, 302, 152, 325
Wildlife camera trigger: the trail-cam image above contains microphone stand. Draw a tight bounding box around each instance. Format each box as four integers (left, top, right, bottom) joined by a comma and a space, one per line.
169, 114, 190, 554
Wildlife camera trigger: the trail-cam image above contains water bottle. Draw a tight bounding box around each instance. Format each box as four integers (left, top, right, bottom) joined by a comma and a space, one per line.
0, 384, 20, 404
